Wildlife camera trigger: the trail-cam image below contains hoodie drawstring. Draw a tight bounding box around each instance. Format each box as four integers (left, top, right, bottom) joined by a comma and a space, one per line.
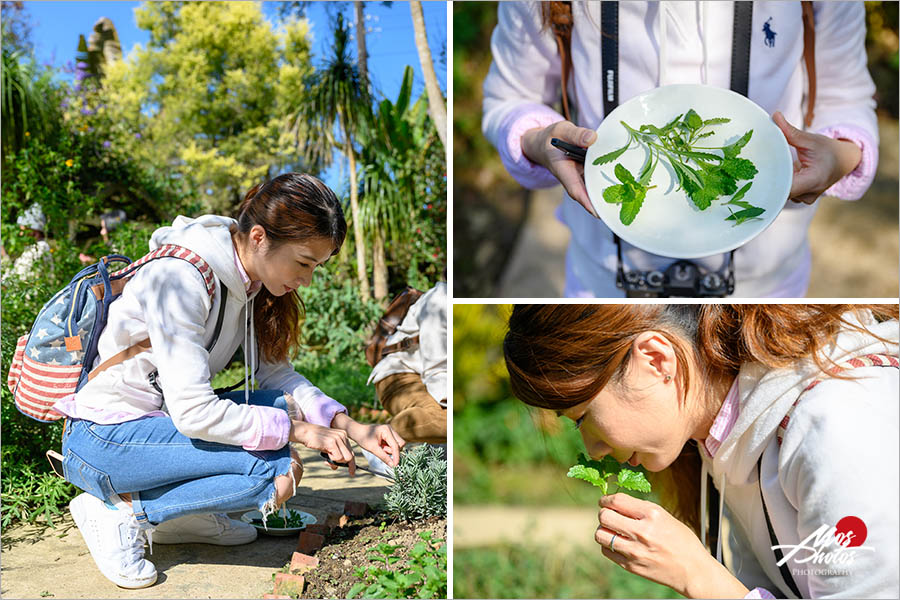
658, 2, 668, 85
699, 1, 709, 84
243, 297, 256, 403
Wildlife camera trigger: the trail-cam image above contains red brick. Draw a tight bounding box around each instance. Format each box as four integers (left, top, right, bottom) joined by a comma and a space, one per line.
296, 531, 325, 554
304, 523, 330, 536
344, 501, 367, 516
262, 595, 290, 599
274, 573, 305, 596
290, 551, 320, 574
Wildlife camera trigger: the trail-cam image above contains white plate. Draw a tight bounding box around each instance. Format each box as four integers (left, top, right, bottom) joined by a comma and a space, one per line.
584, 84, 792, 258
241, 509, 317, 536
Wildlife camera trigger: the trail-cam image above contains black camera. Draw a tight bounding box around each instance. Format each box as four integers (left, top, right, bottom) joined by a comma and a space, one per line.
614, 236, 735, 298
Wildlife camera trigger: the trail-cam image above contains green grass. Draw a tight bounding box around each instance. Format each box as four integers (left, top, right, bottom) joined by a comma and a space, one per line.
453, 544, 684, 599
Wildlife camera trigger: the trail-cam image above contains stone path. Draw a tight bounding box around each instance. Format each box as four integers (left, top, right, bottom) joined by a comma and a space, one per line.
0, 445, 392, 599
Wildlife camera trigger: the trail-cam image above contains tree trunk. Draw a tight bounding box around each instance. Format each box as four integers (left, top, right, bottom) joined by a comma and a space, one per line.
409, 1, 446, 148
372, 227, 388, 302
354, 1, 370, 104
342, 113, 370, 302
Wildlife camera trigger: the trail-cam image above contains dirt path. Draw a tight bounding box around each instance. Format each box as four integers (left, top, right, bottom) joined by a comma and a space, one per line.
0, 445, 393, 599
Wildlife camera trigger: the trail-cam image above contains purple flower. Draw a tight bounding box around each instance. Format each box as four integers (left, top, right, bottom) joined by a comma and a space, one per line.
73, 83, 82, 92
103, 140, 111, 148
76, 61, 88, 69
80, 108, 94, 116
134, 133, 142, 139
60, 99, 70, 110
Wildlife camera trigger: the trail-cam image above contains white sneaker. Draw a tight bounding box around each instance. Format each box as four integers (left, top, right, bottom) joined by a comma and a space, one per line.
69, 493, 157, 589
152, 513, 257, 545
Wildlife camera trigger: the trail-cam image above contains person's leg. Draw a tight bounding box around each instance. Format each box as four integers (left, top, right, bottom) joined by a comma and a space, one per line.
376, 373, 447, 444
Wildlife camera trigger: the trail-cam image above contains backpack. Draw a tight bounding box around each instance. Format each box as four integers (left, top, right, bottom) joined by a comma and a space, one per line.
547, 1, 818, 127
364, 286, 424, 367
7, 244, 222, 422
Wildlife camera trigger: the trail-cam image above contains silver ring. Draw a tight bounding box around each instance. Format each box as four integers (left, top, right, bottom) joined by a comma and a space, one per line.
610, 533, 618, 553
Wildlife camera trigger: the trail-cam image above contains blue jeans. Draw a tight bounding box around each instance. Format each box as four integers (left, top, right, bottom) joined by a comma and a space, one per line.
61, 390, 294, 529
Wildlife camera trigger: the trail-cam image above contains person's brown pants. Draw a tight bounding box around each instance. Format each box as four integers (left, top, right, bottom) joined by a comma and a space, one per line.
375, 372, 446, 444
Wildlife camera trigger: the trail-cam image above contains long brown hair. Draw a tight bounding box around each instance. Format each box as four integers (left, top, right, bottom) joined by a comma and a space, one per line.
234, 173, 346, 363
504, 304, 898, 535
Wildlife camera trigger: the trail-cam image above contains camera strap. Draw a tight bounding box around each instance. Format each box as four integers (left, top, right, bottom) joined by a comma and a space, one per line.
600, 1, 750, 297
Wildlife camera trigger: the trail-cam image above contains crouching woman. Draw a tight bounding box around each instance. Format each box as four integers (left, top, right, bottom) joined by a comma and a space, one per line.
504, 304, 898, 598
54, 173, 404, 589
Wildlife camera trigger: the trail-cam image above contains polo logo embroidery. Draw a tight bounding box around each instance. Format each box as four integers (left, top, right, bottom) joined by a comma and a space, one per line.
762, 18, 777, 47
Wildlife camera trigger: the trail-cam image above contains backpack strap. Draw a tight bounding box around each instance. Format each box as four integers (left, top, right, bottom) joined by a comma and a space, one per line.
777, 353, 899, 446
86, 245, 221, 383
365, 287, 424, 367
759, 352, 898, 597
800, 1, 816, 128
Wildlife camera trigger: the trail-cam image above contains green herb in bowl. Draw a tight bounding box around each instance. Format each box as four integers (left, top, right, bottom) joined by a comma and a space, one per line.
254, 509, 307, 529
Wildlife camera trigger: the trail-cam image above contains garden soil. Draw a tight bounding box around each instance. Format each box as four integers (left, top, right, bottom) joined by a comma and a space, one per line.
0, 445, 395, 599
301, 515, 445, 599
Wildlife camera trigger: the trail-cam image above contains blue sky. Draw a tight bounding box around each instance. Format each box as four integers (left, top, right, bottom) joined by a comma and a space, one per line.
19, 1, 447, 192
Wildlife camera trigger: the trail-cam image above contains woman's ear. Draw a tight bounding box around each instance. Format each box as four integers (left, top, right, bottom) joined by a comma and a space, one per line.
249, 224, 267, 251
631, 331, 678, 383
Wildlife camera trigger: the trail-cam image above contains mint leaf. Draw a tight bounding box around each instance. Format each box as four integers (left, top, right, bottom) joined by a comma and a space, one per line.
702, 117, 731, 126
593, 141, 631, 166
567, 453, 652, 496
722, 157, 758, 180
614, 163, 637, 185
684, 109, 703, 131
619, 185, 646, 225
617, 469, 652, 494
603, 184, 630, 204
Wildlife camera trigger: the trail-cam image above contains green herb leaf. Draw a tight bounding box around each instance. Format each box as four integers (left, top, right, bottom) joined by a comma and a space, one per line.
603, 184, 630, 204
726, 206, 765, 224
702, 117, 731, 126
722, 157, 758, 180
727, 182, 753, 205
684, 109, 703, 131
567, 453, 652, 496
722, 129, 753, 159
619, 185, 646, 225
617, 469, 652, 493
593, 141, 631, 166
614, 163, 637, 185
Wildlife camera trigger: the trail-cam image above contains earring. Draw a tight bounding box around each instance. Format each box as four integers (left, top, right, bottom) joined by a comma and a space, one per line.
664, 373, 672, 383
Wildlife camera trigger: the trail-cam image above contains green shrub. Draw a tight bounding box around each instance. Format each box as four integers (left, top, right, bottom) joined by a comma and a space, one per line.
383, 444, 447, 521
350, 531, 447, 599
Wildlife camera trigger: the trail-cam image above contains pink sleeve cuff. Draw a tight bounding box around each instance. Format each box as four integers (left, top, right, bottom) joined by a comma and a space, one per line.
744, 587, 776, 599
816, 124, 878, 201
498, 102, 566, 189
295, 391, 346, 428
242, 404, 290, 451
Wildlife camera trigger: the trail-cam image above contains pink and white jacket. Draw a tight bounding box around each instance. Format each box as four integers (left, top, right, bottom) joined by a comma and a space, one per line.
56, 215, 345, 451
482, 1, 879, 298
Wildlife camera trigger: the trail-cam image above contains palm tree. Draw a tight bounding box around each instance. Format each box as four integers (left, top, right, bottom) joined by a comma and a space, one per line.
409, 1, 446, 148
300, 13, 372, 301
1, 46, 60, 158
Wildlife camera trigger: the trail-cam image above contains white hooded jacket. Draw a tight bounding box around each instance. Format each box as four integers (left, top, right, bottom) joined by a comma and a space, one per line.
68, 215, 345, 451
701, 312, 899, 598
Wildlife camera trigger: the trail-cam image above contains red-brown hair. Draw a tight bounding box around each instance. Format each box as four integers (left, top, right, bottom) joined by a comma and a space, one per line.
504, 304, 899, 534
234, 173, 346, 363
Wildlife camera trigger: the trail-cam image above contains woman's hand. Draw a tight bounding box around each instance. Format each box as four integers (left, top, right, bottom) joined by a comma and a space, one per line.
331, 412, 406, 468
595, 493, 749, 598
289, 419, 357, 475
521, 120, 598, 216
773, 111, 862, 205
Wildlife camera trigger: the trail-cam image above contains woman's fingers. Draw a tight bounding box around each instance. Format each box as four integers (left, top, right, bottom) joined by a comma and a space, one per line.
555, 160, 597, 216
595, 524, 631, 558
600, 493, 651, 520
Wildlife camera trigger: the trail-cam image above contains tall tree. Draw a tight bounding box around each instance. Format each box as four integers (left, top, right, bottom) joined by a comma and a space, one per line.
98, 2, 315, 212
409, 1, 446, 148
301, 13, 372, 301
354, 1, 370, 104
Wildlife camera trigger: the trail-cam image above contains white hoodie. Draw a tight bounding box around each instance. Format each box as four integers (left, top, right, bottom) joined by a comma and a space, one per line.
702, 312, 899, 598
66, 215, 346, 451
